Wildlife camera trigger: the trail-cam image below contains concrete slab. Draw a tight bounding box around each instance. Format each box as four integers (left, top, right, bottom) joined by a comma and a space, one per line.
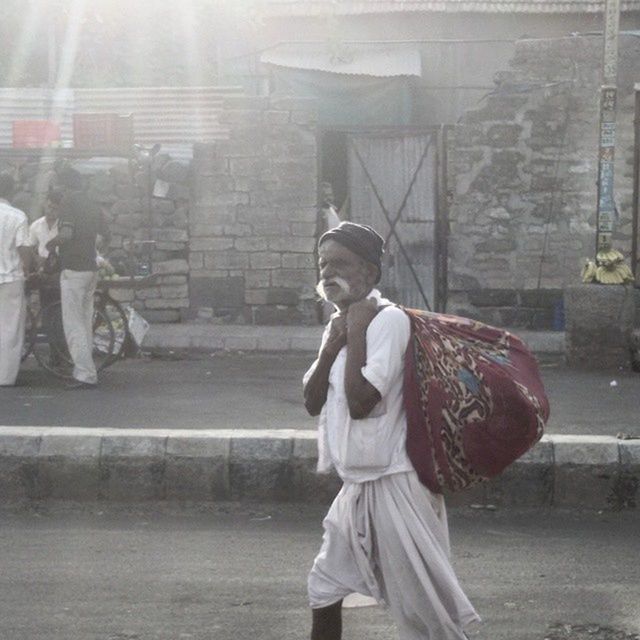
553, 435, 620, 465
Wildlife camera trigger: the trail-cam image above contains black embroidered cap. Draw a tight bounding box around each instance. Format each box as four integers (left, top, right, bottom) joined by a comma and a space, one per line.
319, 221, 384, 283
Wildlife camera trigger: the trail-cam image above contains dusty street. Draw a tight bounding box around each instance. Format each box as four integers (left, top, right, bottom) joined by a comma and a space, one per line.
3, 352, 640, 435
0, 504, 637, 640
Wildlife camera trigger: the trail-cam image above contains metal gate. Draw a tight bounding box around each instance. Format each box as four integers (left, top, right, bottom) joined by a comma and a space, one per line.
347, 128, 446, 311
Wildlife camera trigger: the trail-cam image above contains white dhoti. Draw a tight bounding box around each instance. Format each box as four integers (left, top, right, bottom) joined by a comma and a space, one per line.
60, 269, 98, 384
308, 471, 480, 640
0, 280, 26, 386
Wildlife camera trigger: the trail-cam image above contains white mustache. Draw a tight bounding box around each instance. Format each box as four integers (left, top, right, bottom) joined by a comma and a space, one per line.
316, 277, 351, 300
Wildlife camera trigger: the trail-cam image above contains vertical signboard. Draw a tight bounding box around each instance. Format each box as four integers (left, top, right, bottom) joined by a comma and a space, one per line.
596, 0, 620, 252
597, 86, 617, 250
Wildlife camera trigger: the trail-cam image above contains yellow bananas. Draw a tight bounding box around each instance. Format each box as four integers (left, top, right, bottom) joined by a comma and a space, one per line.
582, 247, 634, 284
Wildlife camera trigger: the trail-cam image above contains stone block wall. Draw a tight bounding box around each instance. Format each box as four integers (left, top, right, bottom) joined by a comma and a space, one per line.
96, 155, 191, 323
187, 95, 318, 325
3, 93, 319, 327
446, 35, 640, 328
0, 154, 191, 323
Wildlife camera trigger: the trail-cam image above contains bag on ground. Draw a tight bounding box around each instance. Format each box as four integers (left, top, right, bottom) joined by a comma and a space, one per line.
402, 308, 550, 493
125, 306, 150, 348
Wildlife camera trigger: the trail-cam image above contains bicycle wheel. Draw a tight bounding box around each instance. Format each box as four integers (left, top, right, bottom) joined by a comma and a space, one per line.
32, 301, 116, 378
94, 291, 129, 366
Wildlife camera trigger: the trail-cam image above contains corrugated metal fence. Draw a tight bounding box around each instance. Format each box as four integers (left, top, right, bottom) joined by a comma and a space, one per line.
0, 86, 245, 149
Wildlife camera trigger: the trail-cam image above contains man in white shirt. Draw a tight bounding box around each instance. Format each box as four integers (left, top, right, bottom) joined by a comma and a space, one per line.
30, 191, 60, 266
30, 188, 66, 368
0, 174, 32, 386
303, 222, 479, 640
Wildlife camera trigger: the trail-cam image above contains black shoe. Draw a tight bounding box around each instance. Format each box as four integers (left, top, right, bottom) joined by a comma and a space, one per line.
65, 380, 98, 390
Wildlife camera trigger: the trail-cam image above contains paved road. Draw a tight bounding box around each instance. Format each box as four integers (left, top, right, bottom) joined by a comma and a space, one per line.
3, 353, 640, 435
0, 504, 637, 640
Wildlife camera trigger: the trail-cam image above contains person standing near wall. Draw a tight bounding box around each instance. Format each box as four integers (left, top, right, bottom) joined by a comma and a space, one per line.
0, 174, 32, 386
30, 187, 66, 368
319, 182, 342, 234
46, 168, 111, 389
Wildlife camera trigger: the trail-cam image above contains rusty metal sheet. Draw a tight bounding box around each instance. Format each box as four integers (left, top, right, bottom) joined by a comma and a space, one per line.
0, 86, 244, 150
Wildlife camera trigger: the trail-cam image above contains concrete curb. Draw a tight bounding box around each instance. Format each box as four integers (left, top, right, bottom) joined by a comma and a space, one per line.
142, 325, 565, 355
0, 428, 637, 509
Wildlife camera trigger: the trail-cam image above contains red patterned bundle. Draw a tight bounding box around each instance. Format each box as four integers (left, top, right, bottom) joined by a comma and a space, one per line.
403, 308, 550, 494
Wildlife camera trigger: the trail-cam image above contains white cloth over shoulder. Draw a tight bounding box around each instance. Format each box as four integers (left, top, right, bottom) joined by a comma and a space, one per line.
303, 289, 413, 483
308, 471, 481, 639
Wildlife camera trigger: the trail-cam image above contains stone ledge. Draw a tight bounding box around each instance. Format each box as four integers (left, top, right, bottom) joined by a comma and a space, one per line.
0, 428, 636, 509
143, 324, 564, 354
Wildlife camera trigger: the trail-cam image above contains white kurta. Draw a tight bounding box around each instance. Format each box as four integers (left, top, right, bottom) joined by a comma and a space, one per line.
0, 200, 29, 386
29, 216, 59, 258
305, 290, 480, 639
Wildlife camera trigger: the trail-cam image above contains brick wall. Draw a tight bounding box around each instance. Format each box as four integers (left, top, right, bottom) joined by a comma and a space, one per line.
446, 35, 640, 329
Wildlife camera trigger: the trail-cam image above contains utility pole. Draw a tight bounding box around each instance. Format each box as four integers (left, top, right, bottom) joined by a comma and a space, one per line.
595, 0, 620, 253
583, 0, 634, 283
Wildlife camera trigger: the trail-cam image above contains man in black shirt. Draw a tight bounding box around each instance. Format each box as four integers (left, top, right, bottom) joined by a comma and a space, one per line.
46, 169, 111, 388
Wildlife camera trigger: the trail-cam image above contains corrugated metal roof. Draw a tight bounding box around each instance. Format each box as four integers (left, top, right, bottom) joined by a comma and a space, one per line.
257, 0, 640, 15
0, 86, 244, 151
261, 45, 421, 76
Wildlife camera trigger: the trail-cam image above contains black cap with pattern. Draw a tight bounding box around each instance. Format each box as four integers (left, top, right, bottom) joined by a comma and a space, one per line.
319, 221, 384, 283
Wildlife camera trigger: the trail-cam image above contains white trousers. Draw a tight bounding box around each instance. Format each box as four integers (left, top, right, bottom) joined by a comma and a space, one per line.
308, 471, 481, 640
60, 269, 98, 384
0, 280, 26, 386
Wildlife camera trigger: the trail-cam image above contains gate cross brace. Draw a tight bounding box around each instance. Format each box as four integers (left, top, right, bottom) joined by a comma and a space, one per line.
350, 138, 433, 311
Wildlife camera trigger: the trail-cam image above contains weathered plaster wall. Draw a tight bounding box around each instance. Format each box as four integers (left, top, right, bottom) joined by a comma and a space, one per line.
446, 34, 640, 328
187, 95, 318, 325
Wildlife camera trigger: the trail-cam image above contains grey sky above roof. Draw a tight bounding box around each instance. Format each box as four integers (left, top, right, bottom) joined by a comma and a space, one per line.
257, 0, 640, 16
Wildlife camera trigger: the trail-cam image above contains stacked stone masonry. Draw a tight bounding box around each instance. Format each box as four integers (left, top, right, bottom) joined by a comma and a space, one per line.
0, 154, 191, 323
188, 95, 319, 325
447, 35, 640, 328
1, 94, 319, 326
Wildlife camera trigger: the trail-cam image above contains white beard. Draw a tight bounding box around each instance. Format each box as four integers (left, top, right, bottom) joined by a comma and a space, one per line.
316, 277, 351, 305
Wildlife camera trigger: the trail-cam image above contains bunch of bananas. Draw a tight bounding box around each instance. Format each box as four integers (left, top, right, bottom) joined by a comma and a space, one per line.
581, 247, 634, 284
96, 254, 117, 281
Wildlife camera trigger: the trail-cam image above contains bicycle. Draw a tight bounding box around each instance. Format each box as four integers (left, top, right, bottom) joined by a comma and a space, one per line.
23, 278, 117, 379
23, 239, 157, 379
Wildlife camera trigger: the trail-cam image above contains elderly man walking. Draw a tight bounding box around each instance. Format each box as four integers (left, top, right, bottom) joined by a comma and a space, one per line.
303, 221, 480, 640
0, 174, 32, 386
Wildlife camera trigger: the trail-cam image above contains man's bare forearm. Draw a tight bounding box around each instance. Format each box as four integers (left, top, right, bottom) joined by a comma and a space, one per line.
303, 348, 340, 416
344, 325, 380, 419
